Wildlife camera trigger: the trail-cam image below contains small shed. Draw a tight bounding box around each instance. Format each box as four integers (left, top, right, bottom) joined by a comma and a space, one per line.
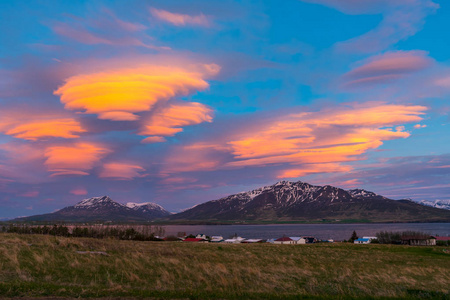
303, 236, 317, 244
210, 236, 224, 243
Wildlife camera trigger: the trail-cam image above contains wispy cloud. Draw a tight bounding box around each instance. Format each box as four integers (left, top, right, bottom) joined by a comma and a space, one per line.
99, 162, 146, 180
342, 51, 433, 87
150, 8, 210, 27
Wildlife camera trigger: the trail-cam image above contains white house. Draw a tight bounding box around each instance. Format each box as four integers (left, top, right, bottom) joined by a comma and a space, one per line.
274, 237, 295, 244
290, 237, 306, 244
354, 238, 371, 244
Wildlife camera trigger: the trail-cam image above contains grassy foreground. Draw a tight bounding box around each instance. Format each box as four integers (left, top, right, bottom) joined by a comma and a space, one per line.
0, 234, 449, 299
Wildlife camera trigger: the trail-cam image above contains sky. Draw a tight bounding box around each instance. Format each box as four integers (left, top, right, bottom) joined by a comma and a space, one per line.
1, 0, 450, 218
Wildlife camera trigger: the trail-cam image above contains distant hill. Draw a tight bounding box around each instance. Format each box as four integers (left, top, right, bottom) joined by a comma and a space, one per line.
170, 181, 450, 223
14, 196, 171, 223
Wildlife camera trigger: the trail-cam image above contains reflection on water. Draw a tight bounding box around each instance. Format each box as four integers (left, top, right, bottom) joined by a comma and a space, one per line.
161, 223, 450, 240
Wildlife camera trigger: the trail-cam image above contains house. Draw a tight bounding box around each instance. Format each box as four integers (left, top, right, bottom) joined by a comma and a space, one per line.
183, 238, 207, 243
224, 237, 245, 243
289, 237, 306, 244
196, 234, 207, 239
210, 236, 224, 243
241, 239, 264, 243
433, 236, 450, 245
354, 238, 371, 244
401, 236, 436, 246
274, 237, 295, 244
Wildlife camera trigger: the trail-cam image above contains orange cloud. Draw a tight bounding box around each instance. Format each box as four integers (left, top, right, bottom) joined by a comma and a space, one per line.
278, 163, 352, 178
140, 102, 213, 142
44, 143, 110, 177
227, 104, 425, 168
99, 162, 146, 180
54, 65, 218, 121
3, 119, 86, 141
150, 8, 210, 27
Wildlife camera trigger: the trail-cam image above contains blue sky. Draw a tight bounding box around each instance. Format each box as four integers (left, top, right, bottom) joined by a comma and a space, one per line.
0, 0, 449, 218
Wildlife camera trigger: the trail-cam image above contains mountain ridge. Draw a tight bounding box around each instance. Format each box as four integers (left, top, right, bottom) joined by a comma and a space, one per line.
15, 196, 171, 222
170, 181, 450, 223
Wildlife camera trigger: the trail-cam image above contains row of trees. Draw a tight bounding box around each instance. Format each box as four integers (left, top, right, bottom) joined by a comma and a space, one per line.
1, 224, 164, 241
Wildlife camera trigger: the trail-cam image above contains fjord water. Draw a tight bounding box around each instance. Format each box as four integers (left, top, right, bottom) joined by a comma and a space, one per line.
162, 223, 450, 240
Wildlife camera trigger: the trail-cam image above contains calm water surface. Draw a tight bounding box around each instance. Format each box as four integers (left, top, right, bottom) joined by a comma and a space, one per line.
161, 223, 450, 240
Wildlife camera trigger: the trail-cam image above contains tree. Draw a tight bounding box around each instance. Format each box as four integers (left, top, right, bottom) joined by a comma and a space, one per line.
349, 231, 358, 243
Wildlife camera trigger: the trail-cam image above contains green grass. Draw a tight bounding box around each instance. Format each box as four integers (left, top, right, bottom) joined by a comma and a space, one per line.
0, 233, 449, 299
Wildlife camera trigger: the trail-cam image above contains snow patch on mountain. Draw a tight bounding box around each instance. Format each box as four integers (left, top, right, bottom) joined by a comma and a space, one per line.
418, 199, 450, 210
74, 196, 123, 209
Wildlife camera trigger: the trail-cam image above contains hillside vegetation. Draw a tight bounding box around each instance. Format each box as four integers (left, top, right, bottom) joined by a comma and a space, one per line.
0, 233, 449, 299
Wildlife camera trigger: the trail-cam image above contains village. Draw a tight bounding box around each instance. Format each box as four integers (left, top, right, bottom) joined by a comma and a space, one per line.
166, 233, 450, 246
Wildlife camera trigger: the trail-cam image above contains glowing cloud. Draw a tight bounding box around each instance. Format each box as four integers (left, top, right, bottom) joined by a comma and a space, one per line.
44, 143, 110, 177
150, 8, 210, 27
278, 163, 352, 178
2, 119, 86, 141
140, 102, 213, 142
227, 104, 426, 168
99, 162, 146, 180
54, 65, 217, 121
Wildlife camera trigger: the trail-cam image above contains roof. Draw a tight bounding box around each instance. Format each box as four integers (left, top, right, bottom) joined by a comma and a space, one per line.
183, 238, 205, 242
401, 236, 434, 240
289, 237, 304, 241
275, 236, 293, 241
434, 236, 450, 241
355, 238, 370, 242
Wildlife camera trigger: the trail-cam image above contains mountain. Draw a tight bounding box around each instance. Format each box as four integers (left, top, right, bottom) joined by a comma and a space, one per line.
126, 202, 172, 218
170, 181, 450, 222
15, 196, 171, 222
418, 199, 450, 211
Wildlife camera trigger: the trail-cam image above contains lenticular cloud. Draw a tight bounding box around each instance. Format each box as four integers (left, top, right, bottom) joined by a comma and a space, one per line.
54, 66, 212, 121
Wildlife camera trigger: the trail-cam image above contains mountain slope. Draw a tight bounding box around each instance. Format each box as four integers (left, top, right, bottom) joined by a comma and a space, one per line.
170, 181, 450, 222
15, 196, 170, 222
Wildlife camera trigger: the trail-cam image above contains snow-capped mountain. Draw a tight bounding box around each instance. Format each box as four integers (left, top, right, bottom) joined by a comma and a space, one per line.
126, 202, 171, 218
418, 199, 450, 211
170, 181, 450, 222
15, 196, 170, 222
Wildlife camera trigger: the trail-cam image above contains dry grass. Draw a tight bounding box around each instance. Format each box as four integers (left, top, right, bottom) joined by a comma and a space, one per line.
0, 233, 449, 299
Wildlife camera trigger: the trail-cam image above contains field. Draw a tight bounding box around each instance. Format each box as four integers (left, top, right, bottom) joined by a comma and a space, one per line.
0, 233, 449, 299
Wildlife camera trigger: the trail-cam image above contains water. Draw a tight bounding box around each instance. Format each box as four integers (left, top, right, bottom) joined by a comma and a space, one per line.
161, 223, 450, 240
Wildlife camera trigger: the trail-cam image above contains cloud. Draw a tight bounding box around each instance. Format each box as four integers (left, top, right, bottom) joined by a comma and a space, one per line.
140, 102, 213, 142
70, 188, 88, 196
226, 103, 426, 168
303, 0, 439, 53
51, 9, 162, 49
54, 65, 217, 121
2, 119, 86, 141
278, 163, 352, 178
343, 51, 432, 87
44, 143, 110, 177
99, 162, 146, 180
150, 8, 210, 27
414, 124, 427, 129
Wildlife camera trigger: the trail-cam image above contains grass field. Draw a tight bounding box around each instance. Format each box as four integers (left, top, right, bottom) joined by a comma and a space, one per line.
0, 233, 449, 299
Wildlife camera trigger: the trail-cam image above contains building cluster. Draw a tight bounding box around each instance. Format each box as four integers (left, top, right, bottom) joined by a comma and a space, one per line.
161, 234, 333, 244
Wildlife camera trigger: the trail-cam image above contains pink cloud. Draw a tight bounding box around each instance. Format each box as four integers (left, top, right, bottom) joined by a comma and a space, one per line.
150, 8, 210, 27
44, 143, 110, 177
20, 191, 40, 197
99, 162, 146, 180
70, 188, 88, 196
343, 51, 432, 87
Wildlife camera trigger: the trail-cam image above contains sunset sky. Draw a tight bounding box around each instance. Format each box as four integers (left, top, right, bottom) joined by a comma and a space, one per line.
1, 0, 450, 218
